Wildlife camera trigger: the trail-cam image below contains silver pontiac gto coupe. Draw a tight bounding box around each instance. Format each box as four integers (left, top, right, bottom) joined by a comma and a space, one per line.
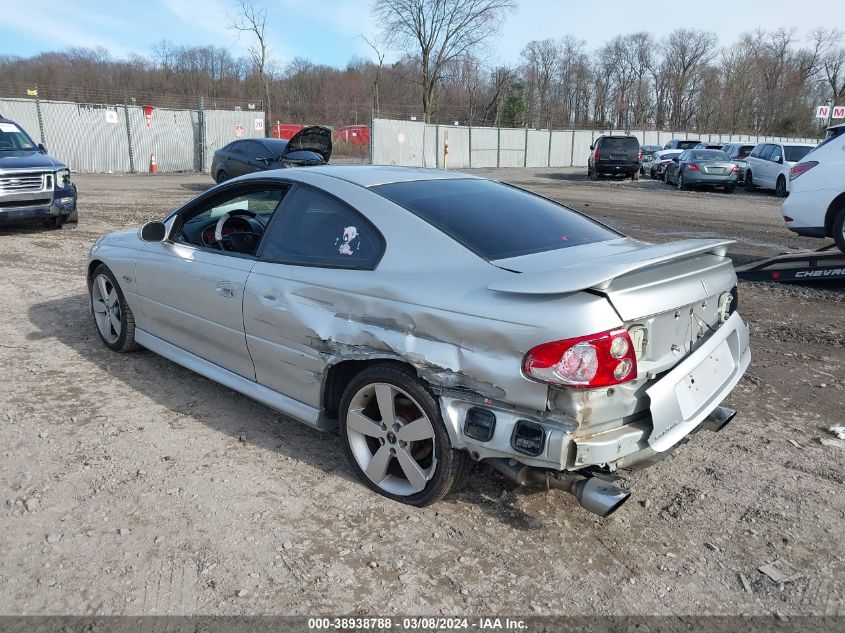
88, 166, 750, 516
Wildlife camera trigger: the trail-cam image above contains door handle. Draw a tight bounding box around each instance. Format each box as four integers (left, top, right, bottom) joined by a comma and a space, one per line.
216, 281, 239, 298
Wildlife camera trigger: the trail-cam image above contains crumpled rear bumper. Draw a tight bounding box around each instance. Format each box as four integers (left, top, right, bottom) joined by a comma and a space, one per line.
440, 312, 751, 472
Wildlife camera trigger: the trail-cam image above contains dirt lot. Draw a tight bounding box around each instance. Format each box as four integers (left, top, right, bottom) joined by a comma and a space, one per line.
1, 168, 843, 618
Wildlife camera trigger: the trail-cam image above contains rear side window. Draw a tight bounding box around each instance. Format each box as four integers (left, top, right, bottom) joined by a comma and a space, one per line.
261, 186, 383, 269
372, 178, 618, 261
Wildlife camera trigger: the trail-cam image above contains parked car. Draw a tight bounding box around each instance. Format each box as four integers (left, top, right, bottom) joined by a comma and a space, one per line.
87, 166, 750, 515
663, 139, 701, 150
693, 143, 724, 150
334, 125, 370, 146
638, 145, 663, 176
646, 149, 682, 180
721, 143, 756, 183
0, 116, 77, 228
663, 149, 739, 192
211, 126, 332, 183
744, 141, 815, 197
270, 123, 304, 140
588, 135, 642, 180
781, 123, 845, 251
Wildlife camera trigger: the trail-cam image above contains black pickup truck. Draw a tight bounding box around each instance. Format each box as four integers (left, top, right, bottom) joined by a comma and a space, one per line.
0, 116, 77, 228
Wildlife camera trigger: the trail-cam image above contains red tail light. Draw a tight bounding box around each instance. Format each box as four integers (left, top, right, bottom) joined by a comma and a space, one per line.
687, 164, 700, 171
730, 165, 740, 173
522, 329, 638, 389
594, 147, 600, 162
790, 161, 818, 180
638, 149, 643, 162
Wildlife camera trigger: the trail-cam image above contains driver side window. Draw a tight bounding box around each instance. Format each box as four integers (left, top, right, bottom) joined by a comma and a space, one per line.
174, 186, 289, 254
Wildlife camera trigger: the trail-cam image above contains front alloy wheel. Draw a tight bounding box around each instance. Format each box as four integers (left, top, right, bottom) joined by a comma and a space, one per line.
90, 264, 138, 352
339, 364, 469, 506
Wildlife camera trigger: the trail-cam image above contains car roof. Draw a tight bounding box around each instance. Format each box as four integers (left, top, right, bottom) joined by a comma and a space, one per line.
241, 165, 481, 188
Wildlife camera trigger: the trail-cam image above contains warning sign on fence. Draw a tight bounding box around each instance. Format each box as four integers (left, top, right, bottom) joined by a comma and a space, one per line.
816, 105, 830, 119
833, 106, 845, 119
254, 118, 264, 132
234, 124, 244, 138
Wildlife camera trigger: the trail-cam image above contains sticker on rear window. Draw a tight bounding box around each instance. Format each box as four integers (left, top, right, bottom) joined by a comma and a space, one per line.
336, 225, 359, 256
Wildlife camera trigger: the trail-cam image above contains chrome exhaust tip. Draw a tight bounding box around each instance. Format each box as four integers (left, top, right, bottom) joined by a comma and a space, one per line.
702, 405, 737, 433
570, 477, 631, 518
487, 459, 631, 517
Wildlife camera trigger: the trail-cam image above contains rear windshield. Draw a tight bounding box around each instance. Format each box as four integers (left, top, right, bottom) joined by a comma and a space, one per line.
602, 137, 638, 151
372, 178, 619, 260
734, 145, 755, 158
691, 150, 729, 160
813, 126, 845, 152
784, 146, 813, 162
675, 140, 700, 149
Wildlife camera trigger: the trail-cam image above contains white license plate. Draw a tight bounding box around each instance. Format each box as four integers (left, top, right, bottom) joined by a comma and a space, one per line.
674, 340, 735, 418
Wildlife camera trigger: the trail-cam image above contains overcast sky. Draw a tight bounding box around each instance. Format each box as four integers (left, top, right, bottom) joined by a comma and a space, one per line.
2, 0, 844, 68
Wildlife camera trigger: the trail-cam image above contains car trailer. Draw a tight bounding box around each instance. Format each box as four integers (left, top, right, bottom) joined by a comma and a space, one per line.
736, 244, 845, 282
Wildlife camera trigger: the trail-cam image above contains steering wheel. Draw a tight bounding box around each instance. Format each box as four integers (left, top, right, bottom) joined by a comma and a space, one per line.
204, 209, 267, 253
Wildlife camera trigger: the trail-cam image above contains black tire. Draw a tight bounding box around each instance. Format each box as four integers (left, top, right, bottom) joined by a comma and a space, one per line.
631, 170, 640, 181
588, 165, 598, 181
43, 216, 64, 229
725, 185, 736, 194
67, 208, 79, 223
339, 363, 470, 506
90, 264, 138, 353
833, 209, 845, 253
745, 171, 754, 192
775, 175, 787, 198
677, 172, 686, 190
215, 170, 229, 184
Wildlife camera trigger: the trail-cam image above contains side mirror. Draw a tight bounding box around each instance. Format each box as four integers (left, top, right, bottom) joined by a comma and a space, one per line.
672, 157, 679, 162
37, 143, 47, 153
589, 145, 594, 150
775, 156, 783, 164
141, 221, 167, 242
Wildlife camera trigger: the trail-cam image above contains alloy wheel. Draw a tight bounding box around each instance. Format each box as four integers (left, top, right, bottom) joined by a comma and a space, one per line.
345, 382, 437, 496
91, 273, 122, 344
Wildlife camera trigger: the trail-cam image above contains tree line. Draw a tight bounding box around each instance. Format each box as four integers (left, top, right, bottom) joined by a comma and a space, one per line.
0, 4, 842, 137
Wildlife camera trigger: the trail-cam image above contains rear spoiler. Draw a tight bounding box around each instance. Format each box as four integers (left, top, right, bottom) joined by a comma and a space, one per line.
487, 239, 735, 295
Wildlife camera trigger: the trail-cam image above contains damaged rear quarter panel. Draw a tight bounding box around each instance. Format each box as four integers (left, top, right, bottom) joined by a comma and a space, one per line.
242, 172, 623, 418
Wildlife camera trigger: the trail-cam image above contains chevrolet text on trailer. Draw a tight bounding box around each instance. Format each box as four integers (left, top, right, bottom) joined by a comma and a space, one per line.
87, 166, 751, 516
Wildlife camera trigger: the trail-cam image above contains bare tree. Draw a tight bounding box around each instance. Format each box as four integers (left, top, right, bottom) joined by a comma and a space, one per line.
231, 0, 272, 131
363, 35, 386, 115
373, 0, 515, 122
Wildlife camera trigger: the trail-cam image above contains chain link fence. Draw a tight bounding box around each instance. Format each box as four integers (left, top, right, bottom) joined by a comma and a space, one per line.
371, 118, 821, 169
0, 96, 265, 174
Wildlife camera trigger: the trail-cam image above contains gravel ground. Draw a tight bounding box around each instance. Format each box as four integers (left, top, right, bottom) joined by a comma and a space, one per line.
0, 168, 843, 617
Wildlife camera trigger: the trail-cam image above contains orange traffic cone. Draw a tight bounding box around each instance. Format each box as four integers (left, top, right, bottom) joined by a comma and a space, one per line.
149, 153, 158, 174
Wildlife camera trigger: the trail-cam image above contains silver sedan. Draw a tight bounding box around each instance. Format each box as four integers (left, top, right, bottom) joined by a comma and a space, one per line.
88, 166, 750, 515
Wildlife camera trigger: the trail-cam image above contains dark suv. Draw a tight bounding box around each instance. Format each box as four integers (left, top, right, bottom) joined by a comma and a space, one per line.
588, 135, 642, 180
0, 116, 77, 228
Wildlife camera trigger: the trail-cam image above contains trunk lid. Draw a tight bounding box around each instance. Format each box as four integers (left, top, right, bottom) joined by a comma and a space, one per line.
488, 238, 736, 320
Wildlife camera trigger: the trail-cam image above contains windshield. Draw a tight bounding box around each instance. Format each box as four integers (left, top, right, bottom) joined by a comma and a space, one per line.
0, 122, 37, 151
372, 178, 619, 260
691, 150, 729, 161
261, 138, 289, 158
784, 146, 813, 162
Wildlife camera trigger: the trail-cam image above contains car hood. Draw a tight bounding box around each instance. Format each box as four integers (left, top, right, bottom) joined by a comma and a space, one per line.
283, 126, 332, 162
0, 150, 66, 172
